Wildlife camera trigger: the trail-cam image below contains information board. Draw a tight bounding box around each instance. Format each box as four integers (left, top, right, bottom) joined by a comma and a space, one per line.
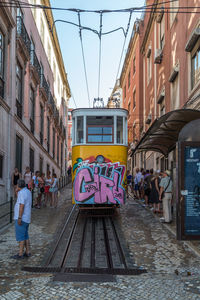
183, 146, 200, 235
177, 142, 200, 240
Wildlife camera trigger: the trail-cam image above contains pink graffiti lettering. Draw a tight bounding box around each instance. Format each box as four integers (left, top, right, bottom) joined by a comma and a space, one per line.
74, 163, 125, 204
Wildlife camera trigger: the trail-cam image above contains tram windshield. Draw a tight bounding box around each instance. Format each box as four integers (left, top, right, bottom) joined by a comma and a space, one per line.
87, 116, 113, 143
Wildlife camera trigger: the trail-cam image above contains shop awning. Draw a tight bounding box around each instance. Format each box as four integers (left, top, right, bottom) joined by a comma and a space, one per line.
131, 109, 200, 157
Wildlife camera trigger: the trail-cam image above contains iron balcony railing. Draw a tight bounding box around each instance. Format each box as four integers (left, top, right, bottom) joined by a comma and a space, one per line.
40, 74, 49, 97
30, 50, 41, 79
0, 77, 4, 99
40, 132, 43, 145
16, 99, 22, 119
47, 141, 50, 153
48, 92, 55, 111
17, 16, 31, 54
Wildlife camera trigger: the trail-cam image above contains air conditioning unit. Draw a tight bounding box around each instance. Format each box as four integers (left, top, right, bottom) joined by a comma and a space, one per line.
146, 113, 152, 124
154, 49, 163, 64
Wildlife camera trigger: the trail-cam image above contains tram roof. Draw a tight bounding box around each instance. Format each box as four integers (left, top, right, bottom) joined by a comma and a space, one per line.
71, 108, 128, 117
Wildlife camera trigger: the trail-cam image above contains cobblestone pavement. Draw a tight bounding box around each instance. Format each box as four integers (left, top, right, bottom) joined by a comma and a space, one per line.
0, 187, 200, 299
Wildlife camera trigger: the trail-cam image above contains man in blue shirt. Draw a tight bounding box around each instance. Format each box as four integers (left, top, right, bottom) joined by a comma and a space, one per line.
11, 179, 32, 259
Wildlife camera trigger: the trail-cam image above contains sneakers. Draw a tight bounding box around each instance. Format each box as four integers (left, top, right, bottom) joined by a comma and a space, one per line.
23, 252, 31, 258
10, 254, 24, 260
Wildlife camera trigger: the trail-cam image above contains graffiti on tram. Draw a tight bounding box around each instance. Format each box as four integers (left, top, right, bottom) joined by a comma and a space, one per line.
73, 155, 126, 204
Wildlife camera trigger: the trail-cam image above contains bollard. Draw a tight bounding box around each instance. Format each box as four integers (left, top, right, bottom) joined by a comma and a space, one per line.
10, 197, 13, 223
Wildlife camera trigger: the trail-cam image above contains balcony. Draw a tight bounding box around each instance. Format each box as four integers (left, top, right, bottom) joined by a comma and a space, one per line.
16, 16, 31, 59
40, 74, 49, 100
0, 77, 4, 99
30, 50, 41, 83
53, 107, 59, 124
16, 99, 22, 119
48, 92, 56, 113
47, 141, 50, 153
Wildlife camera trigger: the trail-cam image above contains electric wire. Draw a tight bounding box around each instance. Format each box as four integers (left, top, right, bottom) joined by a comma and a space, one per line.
78, 12, 91, 108
97, 12, 103, 99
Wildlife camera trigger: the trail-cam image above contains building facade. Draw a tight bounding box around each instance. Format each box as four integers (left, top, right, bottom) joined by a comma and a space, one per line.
120, 0, 200, 173
0, 0, 71, 206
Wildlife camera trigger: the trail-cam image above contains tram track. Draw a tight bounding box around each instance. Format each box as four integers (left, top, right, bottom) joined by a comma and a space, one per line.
22, 206, 147, 281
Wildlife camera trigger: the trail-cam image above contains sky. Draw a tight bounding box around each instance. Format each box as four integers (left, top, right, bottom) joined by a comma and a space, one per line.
50, 0, 144, 109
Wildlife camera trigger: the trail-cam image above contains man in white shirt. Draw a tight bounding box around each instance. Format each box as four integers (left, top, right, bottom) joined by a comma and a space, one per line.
134, 168, 142, 199
11, 179, 32, 259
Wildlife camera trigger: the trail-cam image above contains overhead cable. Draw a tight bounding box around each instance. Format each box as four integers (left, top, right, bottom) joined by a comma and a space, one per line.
97, 12, 103, 99
78, 12, 91, 108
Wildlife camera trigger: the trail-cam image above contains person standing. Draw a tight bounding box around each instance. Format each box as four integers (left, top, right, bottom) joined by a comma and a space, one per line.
24, 167, 32, 190
32, 171, 40, 208
149, 171, 161, 213
50, 173, 58, 208
11, 179, 32, 259
159, 170, 173, 223
134, 168, 142, 199
12, 168, 21, 198
44, 171, 52, 207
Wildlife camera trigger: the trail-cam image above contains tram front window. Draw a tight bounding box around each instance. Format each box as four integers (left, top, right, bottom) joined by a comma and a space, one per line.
77, 116, 83, 143
87, 116, 113, 143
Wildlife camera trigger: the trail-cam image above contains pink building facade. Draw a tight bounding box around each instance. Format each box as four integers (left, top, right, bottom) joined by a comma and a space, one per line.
0, 2, 70, 206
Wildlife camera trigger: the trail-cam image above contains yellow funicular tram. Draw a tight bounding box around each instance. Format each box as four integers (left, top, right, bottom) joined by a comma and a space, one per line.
71, 108, 128, 207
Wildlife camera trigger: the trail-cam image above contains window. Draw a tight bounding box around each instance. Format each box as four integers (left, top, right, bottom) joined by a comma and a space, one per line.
128, 102, 131, 117
57, 137, 59, 165
171, 74, 179, 109
160, 15, 165, 50
0, 31, 4, 98
40, 18, 44, 44
53, 127, 55, 158
147, 52, 152, 82
133, 91, 136, 110
191, 47, 200, 89
17, 7, 24, 18
29, 148, 34, 173
170, 0, 179, 25
40, 104, 44, 145
30, 87, 35, 134
86, 116, 113, 143
77, 116, 83, 143
159, 99, 165, 116
46, 163, 50, 174
47, 117, 50, 152
117, 117, 123, 144
39, 156, 43, 174
0, 154, 3, 179
124, 85, 126, 99
16, 62, 23, 118
15, 135, 22, 173
128, 71, 131, 88
133, 56, 136, 75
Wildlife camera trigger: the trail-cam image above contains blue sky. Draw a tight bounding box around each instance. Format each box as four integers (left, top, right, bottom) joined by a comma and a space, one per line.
50, 0, 144, 108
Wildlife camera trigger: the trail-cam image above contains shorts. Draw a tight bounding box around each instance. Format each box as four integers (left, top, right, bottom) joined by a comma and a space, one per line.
50, 187, 58, 193
134, 184, 139, 191
15, 220, 29, 242
45, 186, 50, 193
33, 187, 39, 198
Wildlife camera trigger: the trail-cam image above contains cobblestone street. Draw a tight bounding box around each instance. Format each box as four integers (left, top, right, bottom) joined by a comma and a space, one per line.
0, 186, 200, 300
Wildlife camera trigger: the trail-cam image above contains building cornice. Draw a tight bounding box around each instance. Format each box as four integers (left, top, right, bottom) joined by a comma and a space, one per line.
42, 0, 71, 98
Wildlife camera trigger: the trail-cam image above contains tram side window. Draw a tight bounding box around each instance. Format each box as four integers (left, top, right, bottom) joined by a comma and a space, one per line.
117, 116, 123, 144
87, 116, 113, 143
77, 116, 84, 143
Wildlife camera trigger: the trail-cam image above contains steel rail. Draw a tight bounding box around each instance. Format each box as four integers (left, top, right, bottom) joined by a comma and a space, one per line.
109, 217, 127, 269
102, 217, 113, 269
77, 217, 88, 268
45, 204, 77, 266
90, 217, 96, 268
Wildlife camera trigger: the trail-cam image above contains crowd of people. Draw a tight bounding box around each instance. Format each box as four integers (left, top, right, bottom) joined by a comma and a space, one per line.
12, 166, 59, 209
127, 168, 173, 224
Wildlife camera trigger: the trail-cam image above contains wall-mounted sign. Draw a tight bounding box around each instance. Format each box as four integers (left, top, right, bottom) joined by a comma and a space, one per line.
177, 142, 200, 240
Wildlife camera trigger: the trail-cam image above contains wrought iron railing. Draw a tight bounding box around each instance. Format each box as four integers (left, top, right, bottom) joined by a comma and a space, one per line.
30, 50, 41, 79
17, 16, 31, 54
16, 99, 22, 119
0, 77, 4, 99
48, 92, 55, 111
40, 74, 49, 97
47, 141, 50, 153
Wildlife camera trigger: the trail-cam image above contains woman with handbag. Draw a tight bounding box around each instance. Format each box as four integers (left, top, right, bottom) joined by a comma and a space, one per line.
49, 173, 58, 208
